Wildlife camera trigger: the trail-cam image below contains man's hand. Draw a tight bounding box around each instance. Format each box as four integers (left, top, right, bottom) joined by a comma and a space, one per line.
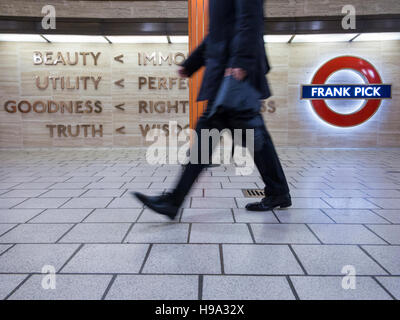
178, 66, 189, 78
225, 67, 247, 81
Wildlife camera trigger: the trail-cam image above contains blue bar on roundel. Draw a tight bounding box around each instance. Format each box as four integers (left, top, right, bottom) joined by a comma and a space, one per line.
301, 84, 392, 100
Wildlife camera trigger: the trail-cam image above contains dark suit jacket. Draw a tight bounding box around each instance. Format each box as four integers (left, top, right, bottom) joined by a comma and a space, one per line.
182, 0, 271, 102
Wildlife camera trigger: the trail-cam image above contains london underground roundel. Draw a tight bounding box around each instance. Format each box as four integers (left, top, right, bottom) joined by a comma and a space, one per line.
301, 56, 392, 127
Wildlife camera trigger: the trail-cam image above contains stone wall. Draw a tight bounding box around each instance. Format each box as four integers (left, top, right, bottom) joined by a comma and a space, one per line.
0, 40, 399, 148
1, 0, 399, 19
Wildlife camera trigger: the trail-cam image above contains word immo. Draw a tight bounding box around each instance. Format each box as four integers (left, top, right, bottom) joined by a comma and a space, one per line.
138, 52, 187, 66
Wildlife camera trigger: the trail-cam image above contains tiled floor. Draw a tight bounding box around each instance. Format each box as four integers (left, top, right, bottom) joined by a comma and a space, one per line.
0, 148, 399, 300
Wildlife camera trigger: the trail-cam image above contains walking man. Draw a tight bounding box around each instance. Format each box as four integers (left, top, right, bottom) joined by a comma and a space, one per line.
134, 0, 291, 219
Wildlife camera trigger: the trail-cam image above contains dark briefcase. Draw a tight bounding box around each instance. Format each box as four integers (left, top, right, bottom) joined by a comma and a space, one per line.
207, 75, 262, 119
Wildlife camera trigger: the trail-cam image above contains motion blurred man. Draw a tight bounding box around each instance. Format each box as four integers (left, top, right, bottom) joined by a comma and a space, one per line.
134, 0, 291, 219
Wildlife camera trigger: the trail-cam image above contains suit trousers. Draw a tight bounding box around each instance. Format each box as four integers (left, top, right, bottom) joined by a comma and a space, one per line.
172, 102, 290, 205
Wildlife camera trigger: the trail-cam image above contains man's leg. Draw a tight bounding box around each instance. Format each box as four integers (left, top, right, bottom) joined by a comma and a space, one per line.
230, 112, 291, 211
172, 115, 220, 205
133, 112, 222, 219
252, 121, 289, 196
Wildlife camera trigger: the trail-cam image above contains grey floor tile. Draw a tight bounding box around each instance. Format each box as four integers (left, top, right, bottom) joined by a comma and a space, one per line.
0, 183, 23, 189
364, 190, 400, 198
363, 182, 400, 189
0, 244, 12, 255
292, 245, 387, 275
221, 182, 257, 189
326, 182, 367, 190
29, 209, 92, 223
61, 198, 113, 209
275, 209, 333, 223
0, 244, 80, 272
0, 209, 43, 223
107, 197, 144, 209
9, 274, 112, 300
203, 276, 295, 300
123, 189, 167, 197
84, 208, 141, 223
82, 189, 125, 198
224, 177, 261, 185
0, 224, 17, 236
191, 197, 236, 209
0, 224, 73, 243
137, 208, 182, 223
181, 209, 234, 223
143, 244, 221, 274
86, 182, 124, 189
322, 189, 367, 198
61, 244, 149, 273
366, 225, 400, 244
59, 223, 130, 243
289, 189, 328, 198
66, 177, 101, 183
373, 210, 400, 223
0, 274, 28, 299
14, 183, 54, 189
235, 198, 256, 209
51, 183, 89, 189
291, 276, 392, 300
40, 189, 86, 198
190, 223, 253, 243
132, 176, 164, 182
291, 182, 332, 189
105, 275, 198, 300
322, 198, 379, 209
223, 244, 304, 275
204, 189, 244, 197
233, 209, 279, 223
251, 224, 319, 244
376, 277, 400, 300
34, 177, 70, 183
125, 223, 189, 243
0, 198, 26, 209
289, 198, 331, 209
308, 224, 386, 245
323, 209, 389, 224
189, 182, 222, 189
15, 198, 69, 209
363, 246, 400, 275
1, 190, 48, 198
368, 198, 400, 209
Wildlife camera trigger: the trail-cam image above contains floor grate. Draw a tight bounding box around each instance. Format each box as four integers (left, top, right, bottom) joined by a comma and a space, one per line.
242, 189, 265, 198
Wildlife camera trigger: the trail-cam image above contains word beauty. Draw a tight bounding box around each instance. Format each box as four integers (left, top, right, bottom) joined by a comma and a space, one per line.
302, 84, 391, 99
302, 56, 392, 127
33, 51, 101, 66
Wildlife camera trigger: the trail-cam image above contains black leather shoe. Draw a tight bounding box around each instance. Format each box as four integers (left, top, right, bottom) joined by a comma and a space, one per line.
245, 193, 292, 212
132, 192, 179, 220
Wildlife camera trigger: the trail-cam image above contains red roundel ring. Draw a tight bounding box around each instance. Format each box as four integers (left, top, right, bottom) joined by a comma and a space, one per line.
311, 56, 383, 127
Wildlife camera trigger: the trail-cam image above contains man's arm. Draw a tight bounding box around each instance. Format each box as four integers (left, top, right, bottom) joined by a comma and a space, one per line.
180, 36, 208, 77
229, 0, 260, 75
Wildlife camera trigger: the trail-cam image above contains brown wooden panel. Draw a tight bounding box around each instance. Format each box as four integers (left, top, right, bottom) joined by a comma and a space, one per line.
188, 0, 208, 128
